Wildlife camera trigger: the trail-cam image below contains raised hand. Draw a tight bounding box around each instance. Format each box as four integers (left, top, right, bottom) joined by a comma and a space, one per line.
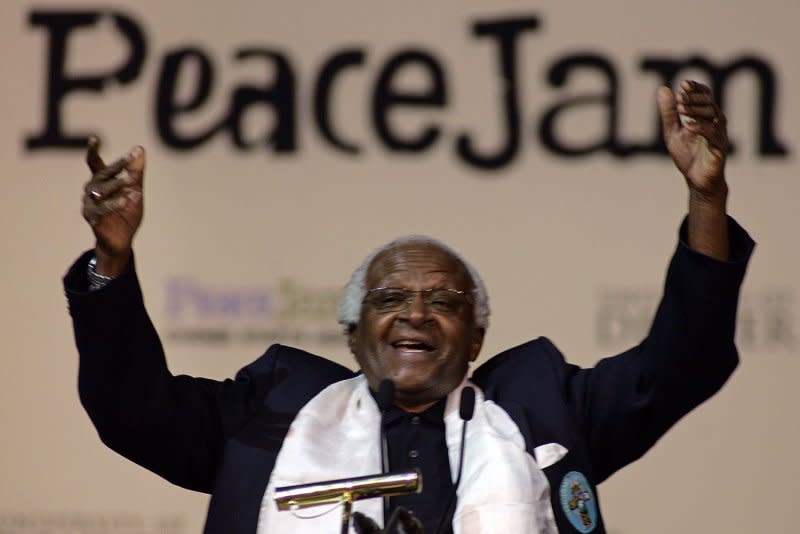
657, 80, 728, 199
81, 137, 145, 276
657, 80, 729, 260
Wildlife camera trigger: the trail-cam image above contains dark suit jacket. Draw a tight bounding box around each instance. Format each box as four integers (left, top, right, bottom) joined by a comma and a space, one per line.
64, 219, 753, 533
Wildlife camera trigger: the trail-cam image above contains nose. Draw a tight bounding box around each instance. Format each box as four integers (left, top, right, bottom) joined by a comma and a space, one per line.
398, 293, 433, 327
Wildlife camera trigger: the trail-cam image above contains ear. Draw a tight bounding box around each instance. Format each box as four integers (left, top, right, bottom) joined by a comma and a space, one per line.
469, 328, 485, 362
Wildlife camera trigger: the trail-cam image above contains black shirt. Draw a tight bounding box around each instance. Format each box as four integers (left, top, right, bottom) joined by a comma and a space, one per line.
380, 397, 455, 534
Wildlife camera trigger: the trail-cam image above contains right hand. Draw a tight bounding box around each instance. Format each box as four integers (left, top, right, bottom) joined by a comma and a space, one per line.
81, 137, 145, 277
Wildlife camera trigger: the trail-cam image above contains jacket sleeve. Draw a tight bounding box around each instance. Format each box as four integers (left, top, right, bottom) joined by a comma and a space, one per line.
64, 250, 272, 493
570, 216, 755, 483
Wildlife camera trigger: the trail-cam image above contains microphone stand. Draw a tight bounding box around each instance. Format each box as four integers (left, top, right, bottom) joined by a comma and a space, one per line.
376, 380, 395, 522
433, 387, 475, 534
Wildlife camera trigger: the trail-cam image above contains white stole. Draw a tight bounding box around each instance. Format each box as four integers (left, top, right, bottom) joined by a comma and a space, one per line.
256, 375, 559, 533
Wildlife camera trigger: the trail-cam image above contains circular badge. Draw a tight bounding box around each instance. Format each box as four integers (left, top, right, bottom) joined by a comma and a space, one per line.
559, 471, 598, 533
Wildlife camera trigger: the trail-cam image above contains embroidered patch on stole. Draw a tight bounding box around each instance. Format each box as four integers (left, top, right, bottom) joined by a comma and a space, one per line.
559, 471, 598, 533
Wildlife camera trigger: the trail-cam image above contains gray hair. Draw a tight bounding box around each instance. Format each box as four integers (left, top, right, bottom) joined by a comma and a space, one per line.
338, 235, 490, 332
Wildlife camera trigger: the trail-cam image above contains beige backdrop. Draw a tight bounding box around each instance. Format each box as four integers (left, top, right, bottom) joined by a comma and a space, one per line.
1, 1, 798, 533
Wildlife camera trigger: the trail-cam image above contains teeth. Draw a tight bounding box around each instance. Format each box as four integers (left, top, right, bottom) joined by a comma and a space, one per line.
393, 341, 432, 351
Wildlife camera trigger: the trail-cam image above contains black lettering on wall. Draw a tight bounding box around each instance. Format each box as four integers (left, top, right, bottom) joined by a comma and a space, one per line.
539, 54, 622, 156
372, 50, 446, 152
156, 48, 297, 151
155, 47, 223, 149
25, 11, 790, 166
26, 10, 146, 149
228, 49, 296, 152
314, 50, 365, 154
456, 17, 539, 170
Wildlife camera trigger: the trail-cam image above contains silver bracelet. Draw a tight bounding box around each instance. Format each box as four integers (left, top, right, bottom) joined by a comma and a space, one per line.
87, 256, 114, 291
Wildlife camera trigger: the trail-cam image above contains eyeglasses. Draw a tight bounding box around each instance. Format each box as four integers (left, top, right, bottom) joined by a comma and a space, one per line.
364, 287, 473, 315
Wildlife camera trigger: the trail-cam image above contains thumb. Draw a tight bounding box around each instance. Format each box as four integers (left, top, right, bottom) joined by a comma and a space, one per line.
656, 86, 680, 140
125, 145, 146, 186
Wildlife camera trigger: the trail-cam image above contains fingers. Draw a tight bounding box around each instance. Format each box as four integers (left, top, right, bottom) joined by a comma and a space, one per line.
86, 136, 105, 173
84, 146, 146, 201
83, 187, 141, 225
395, 507, 425, 533
660, 80, 727, 153
126, 145, 146, 186
84, 164, 134, 200
86, 142, 145, 184
352, 512, 382, 534
351, 507, 425, 534
676, 80, 722, 122
682, 120, 725, 149
93, 154, 131, 182
678, 80, 727, 152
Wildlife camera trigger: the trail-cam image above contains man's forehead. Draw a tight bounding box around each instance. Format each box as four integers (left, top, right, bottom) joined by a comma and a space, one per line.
366, 241, 470, 286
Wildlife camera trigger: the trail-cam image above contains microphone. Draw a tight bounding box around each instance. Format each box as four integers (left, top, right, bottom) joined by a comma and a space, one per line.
459, 386, 475, 423
377, 379, 395, 523
377, 379, 395, 473
433, 386, 475, 534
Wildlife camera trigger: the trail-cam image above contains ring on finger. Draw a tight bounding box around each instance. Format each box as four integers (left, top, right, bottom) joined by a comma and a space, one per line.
89, 189, 102, 201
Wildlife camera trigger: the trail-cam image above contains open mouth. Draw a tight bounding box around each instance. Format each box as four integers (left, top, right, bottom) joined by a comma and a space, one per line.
390, 340, 435, 352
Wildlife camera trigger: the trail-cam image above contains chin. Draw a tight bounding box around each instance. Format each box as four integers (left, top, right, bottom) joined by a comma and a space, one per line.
393, 378, 449, 403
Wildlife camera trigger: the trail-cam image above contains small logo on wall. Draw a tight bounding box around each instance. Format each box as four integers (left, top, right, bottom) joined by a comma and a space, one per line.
162, 276, 343, 348
559, 471, 597, 533
595, 288, 797, 353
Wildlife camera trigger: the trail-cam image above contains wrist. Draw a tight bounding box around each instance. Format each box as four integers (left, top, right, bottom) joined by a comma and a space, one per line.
689, 181, 728, 211
93, 247, 132, 277
687, 182, 730, 261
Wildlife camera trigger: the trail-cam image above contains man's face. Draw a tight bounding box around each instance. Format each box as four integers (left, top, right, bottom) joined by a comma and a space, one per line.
349, 242, 484, 412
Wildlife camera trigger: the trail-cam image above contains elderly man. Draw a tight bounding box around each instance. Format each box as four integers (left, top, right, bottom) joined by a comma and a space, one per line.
65, 81, 753, 534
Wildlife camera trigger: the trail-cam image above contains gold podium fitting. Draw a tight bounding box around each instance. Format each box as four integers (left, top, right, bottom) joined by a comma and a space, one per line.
274, 469, 422, 533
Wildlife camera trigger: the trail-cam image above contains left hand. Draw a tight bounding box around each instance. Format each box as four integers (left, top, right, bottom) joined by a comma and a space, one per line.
352, 508, 425, 534
657, 80, 728, 200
